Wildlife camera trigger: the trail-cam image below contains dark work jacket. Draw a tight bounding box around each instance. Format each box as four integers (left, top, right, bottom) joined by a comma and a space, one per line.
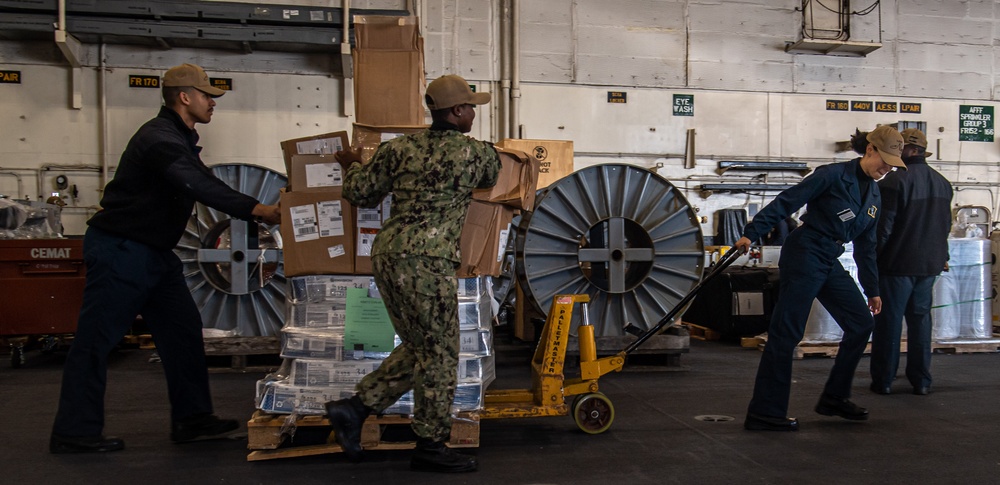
742, 158, 881, 298
88, 107, 259, 250
876, 157, 953, 276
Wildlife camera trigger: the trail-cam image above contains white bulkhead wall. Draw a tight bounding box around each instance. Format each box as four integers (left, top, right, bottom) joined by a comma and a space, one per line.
0, 0, 998, 236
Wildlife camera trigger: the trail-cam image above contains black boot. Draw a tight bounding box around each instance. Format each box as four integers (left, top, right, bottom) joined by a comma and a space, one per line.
410, 438, 478, 473
325, 395, 371, 463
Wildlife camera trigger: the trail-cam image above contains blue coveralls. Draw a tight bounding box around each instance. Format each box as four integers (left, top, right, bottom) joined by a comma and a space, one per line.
743, 158, 880, 419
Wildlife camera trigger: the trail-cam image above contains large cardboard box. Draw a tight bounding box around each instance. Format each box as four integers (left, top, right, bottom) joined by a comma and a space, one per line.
457, 200, 515, 278
353, 16, 425, 126
280, 189, 355, 276
496, 139, 574, 189
473, 148, 540, 210
351, 123, 428, 163
280, 131, 350, 177
289, 155, 345, 193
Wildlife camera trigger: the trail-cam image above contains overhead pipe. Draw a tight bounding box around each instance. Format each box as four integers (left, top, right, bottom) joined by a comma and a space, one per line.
509, 0, 521, 138
498, 0, 511, 141
100, 43, 110, 191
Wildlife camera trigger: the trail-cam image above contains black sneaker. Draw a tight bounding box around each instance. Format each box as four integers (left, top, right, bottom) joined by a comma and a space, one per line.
325, 395, 371, 463
410, 438, 477, 473
50, 434, 125, 454
171, 414, 240, 443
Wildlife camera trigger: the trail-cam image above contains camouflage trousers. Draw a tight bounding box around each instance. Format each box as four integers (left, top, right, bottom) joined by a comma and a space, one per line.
356, 254, 460, 441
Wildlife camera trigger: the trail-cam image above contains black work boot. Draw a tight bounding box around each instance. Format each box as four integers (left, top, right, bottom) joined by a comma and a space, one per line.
171, 414, 240, 443
325, 395, 371, 463
410, 438, 478, 473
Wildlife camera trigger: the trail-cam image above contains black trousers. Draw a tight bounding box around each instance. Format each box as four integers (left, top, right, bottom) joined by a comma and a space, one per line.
52, 226, 213, 437
870, 275, 935, 389
748, 230, 874, 418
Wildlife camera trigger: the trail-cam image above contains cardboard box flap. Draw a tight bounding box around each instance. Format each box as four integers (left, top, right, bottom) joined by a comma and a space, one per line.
473, 148, 539, 210
353, 15, 420, 50
279, 131, 350, 178
351, 123, 429, 163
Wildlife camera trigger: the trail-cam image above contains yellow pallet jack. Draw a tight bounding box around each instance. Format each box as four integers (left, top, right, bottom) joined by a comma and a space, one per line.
480, 248, 743, 433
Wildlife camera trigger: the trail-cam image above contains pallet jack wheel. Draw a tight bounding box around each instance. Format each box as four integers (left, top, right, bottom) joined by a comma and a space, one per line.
572, 392, 614, 434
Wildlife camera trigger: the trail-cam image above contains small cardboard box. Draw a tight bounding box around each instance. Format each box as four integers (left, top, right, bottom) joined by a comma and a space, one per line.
473, 148, 540, 210
353, 195, 392, 275
496, 139, 574, 188
457, 200, 515, 278
353, 16, 426, 126
280, 189, 355, 276
289, 155, 345, 193
351, 123, 428, 163
280, 131, 350, 177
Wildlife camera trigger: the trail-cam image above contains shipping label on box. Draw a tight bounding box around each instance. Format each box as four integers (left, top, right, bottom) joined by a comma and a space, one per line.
290, 154, 344, 192
280, 131, 350, 177
280, 189, 355, 276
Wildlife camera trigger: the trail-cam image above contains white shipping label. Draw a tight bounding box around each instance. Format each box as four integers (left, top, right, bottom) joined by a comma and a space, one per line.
380, 132, 405, 143
327, 244, 346, 259
317, 200, 345, 237
296, 137, 344, 155
305, 163, 343, 188
497, 224, 511, 263
381, 194, 392, 221
357, 228, 378, 257
290, 204, 319, 242
357, 207, 382, 229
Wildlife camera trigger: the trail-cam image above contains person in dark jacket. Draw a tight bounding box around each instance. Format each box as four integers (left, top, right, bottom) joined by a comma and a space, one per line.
734, 125, 906, 432
50, 64, 281, 454
869, 128, 953, 396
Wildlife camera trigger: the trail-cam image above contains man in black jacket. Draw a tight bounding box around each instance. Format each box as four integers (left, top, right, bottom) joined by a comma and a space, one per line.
50, 64, 281, 453
869, 128, 953, 396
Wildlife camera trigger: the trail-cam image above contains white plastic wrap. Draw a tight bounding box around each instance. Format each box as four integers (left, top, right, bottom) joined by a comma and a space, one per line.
803, 248, 862, 343
932, 239, 991, 339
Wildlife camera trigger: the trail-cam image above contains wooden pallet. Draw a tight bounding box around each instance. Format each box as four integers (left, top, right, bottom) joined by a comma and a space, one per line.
753, 334, 1000, 359
931, 339, 1000, 354
246, 410, 480, 461
682, 322, 722, 341
203, 337, 281, 373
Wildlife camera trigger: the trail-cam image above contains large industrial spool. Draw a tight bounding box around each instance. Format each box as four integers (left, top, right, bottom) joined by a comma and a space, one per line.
174, 164, 287, 337
515, 164, 705, 337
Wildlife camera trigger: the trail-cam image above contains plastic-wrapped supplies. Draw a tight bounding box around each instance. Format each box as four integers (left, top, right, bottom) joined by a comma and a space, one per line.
260, 275, 497, 416
932, 239, 991, 339
803, 247, 861, 343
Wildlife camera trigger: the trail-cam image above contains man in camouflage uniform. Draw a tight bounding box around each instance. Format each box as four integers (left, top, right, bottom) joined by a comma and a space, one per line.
326, 74, 500, 473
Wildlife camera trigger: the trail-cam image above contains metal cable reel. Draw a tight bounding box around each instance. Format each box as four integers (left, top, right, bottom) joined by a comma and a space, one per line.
174, 163, 287, 336
515, 164, 705, 337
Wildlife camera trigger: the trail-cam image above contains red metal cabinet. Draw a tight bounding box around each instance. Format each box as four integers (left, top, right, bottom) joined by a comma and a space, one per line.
0, 238, 85, 336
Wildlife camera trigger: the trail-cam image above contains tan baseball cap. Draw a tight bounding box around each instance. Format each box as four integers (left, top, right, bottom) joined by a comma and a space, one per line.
866, 125, 906, 169
162, 63, 225, 97
900, 128, 932, 157
425, 74, 490, 110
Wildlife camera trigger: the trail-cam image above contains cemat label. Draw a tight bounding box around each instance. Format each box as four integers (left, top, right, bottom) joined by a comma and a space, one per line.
31, 247, 72, 259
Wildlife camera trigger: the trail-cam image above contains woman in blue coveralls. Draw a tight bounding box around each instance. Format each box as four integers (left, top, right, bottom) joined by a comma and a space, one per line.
734, 125, 907, 432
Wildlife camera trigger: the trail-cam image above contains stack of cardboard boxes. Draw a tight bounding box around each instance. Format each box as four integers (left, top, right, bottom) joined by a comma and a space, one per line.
255, 15, 544, 417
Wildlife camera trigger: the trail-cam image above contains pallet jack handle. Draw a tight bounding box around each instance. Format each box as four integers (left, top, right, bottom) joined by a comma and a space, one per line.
621, 246, 745, 355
